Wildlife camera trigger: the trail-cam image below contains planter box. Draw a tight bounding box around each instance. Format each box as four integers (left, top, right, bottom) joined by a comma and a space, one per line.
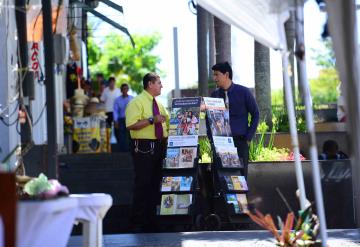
247, 160, 354, 229
256, 131, 350, 159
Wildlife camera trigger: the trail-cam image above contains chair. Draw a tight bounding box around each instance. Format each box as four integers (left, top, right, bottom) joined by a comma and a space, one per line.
0, 172, 16, 247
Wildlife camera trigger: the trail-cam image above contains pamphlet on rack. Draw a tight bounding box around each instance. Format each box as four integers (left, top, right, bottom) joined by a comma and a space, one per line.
224, 175, 248, 191
161, 176, 193, 192
212, 136, 234, 148
226, 193, 249, 214
216, 146, 243, 168
160, 194, 193, 215
168, 135, 198, 147
164, 147, 197, 168
203, 97, 231, 137
169, 97, 201, 136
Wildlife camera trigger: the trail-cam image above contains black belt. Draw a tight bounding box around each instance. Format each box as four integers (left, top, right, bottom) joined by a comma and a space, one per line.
132, 138, 167, 144
131, 138, 167, 154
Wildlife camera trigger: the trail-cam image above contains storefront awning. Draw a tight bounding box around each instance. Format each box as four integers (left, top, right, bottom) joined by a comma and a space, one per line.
73, 0, 135, 47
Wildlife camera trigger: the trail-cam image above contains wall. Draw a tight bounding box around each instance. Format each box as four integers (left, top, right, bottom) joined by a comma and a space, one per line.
0, 4, 21, 166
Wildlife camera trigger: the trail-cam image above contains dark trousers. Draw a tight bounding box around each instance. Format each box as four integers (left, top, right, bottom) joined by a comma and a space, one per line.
233, 136, 249, 178
114, 118, 130, 152
105, 112, 113, 128
130, 139, 167, 229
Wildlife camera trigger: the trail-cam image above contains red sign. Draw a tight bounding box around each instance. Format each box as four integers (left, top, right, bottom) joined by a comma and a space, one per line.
30, 42, 40, 80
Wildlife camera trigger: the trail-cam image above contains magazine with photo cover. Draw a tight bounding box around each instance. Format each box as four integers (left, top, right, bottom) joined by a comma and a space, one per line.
161, 176, 193, 192
160, 194, 175, 215
231, 176, 243, 191
161, 177, 172, 192
164, 148, 180, 168
174, 194, 193, 215
171, 176, 181, 191
180, 176, 193, 191
169, 97, 201, 136
160, 194, 192, 215
216, 147, 243, 168
236, 194, 249, 213
238, 176, 248, 191
226, 193, 240, 214
224, 176, 234, 190
202, 97, 231, 137
179, 147, 197, 168
224, 176, 248, 191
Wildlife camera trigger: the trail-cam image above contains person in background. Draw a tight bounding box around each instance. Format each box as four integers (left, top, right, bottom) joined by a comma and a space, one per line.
100, 77, 121, 128
319, 139, 348, 160
126, 72, 169, 232
113, 83, 133, 152
211, 61, 259, 178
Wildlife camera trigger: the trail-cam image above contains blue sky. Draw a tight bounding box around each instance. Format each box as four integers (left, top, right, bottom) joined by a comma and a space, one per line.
91, 0, 327, 106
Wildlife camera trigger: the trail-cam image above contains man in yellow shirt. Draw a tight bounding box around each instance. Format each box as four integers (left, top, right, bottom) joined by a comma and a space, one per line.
125, 72, 169, 232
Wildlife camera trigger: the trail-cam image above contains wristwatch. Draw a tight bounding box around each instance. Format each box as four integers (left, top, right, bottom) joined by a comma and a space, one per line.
148, 117, 154, 125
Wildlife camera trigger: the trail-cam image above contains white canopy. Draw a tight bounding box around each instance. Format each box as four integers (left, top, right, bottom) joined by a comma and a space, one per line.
197, 0, 330, 245
196, 0, 290, 50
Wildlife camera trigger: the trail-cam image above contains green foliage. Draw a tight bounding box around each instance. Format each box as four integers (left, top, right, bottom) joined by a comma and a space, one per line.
272, 108, 307, 133
255, 147, 292, 161
87, 31, 162, 94
24, 173, 52, 196
309, 68, 339, 105
249, 121, 275, 161
198, 136, 212, 163
309, 38, 340, 105
271, 88, 284, 106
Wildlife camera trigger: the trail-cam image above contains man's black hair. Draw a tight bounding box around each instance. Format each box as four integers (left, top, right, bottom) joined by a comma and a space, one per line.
323, 139, 338, 153
121, 83, 129, 90
108, 76, 115, 82
143, 72, 159, 89
211, 61, 233, 80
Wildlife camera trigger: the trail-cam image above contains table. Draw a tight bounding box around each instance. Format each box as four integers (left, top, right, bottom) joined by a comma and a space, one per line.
15, 193, 112, 247
70, 194, 112, 247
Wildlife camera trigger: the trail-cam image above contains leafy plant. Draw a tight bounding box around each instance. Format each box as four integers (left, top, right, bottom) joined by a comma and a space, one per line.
23, 173, 52, 196
249, 121, 275, 161
249, 120, 307, 161
247, 203, 320, 246
272, 107, 307, 133
198, 136, 212, 163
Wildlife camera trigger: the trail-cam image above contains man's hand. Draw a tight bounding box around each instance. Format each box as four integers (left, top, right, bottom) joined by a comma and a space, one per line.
154, 115, 166, 124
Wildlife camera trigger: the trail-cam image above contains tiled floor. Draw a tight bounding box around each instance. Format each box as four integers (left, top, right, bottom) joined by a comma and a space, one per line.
67, 229, 360, 247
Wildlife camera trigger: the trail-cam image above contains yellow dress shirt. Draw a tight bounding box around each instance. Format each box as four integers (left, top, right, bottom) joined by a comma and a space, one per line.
125, 90, 169, 139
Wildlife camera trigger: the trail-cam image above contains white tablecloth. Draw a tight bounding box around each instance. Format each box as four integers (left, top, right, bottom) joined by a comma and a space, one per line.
17, 197, 78, 247
16, 194, 112, 247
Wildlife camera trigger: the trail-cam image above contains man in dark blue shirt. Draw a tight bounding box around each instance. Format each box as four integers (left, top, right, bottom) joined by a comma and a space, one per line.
211, 62, 259, 178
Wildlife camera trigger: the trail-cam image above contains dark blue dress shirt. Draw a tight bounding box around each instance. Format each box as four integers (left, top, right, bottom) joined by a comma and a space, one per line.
211, 83, 259, 141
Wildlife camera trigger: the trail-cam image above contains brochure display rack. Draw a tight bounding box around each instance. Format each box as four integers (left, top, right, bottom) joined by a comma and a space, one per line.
157, 97, 203, 230
157, 96, 250, 231
202, 97, 250, 230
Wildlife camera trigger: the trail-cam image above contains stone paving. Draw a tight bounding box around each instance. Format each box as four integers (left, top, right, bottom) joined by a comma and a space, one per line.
67, 229, 360, 247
